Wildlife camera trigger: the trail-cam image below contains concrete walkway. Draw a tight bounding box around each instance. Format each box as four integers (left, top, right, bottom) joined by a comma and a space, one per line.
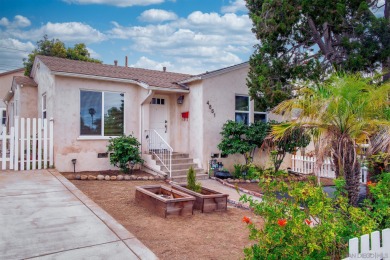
199, 179, 262, 207
0, 169, 157, 260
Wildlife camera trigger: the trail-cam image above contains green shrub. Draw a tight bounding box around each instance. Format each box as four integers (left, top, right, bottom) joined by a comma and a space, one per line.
187, 166, 202, 193
364, 172, 390, 229
106, 135, 144, 173
240, 176, 381, 259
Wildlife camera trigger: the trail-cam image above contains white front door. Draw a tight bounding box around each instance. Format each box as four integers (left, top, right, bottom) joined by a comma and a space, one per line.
150, 96, 169, 142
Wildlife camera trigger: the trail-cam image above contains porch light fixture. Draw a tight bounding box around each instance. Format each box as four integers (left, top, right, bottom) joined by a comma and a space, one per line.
71, 159, 77, 173
177, 95, 184, 104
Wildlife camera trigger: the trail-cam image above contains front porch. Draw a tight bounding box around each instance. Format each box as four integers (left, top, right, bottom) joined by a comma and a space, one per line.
139, 90, 207, 181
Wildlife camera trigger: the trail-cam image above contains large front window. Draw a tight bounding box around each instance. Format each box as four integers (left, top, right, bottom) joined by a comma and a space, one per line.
80, 90, 124, 136
235, 95, 249, 125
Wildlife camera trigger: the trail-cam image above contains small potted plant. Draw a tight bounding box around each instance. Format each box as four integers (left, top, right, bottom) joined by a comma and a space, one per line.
171, 167, 229, 213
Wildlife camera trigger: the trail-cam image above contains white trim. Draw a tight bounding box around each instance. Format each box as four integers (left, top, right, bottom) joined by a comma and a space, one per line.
77, 136, 113, 140
79, 89, 125, 138
235, 95, 250, 125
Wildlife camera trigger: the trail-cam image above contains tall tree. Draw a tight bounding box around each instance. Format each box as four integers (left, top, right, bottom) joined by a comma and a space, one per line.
272, 74, 390, 206
246, 0, 390, 110
23, 35, 101, 76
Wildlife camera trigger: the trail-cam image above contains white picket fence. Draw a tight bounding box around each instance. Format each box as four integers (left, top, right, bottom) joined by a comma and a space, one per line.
0, 117, 53, 171
291, 155, 368, 183
343, 228, 390, 260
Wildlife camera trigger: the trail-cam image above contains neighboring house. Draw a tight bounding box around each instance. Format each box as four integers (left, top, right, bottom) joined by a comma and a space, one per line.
4, 76, 38, 129
0, 68, 24, 129
5, 55, 289, 178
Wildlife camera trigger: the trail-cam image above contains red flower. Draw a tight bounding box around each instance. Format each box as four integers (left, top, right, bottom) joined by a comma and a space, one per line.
305, 219, 312, 225
277, 219, 287, 227
367, 181, 376, 187
242, 216, 252, 224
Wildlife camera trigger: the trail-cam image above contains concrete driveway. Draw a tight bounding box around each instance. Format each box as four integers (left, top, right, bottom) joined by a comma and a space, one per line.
0, 169, 157, 260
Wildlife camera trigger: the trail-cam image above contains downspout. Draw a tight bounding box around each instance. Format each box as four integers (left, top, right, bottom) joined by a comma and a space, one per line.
140, 90, 154, 154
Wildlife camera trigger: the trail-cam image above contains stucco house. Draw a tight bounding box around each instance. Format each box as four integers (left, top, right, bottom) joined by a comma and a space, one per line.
0, 68, 24, 129
4, 55, 283, 180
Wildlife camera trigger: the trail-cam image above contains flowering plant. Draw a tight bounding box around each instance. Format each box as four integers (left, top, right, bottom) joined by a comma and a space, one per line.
240, 175, 381, 259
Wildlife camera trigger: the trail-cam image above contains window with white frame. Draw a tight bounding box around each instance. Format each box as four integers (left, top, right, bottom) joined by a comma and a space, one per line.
42, 93, 47, 120
254, 99, 268, 123
235, 95, 249, 125
80, 90, 124, 136
1, 109, 6, 126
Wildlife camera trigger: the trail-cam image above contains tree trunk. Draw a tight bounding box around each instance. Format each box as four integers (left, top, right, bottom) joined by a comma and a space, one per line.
332, 136, 361, 206
383, 0, 390, 82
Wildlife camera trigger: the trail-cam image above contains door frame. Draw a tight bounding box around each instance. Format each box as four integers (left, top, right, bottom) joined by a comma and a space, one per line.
149, 94, 170, 144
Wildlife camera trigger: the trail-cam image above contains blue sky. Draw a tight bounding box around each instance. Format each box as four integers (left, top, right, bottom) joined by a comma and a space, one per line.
0, 0, 257, 74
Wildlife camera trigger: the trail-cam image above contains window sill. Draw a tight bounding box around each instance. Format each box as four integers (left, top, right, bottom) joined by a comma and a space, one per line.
77, 136, 116, 141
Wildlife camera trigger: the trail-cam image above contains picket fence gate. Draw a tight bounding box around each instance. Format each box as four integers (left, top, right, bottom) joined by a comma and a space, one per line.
343, 228, 390, 260
291, 155, 368, 183
0, 117, 53, 171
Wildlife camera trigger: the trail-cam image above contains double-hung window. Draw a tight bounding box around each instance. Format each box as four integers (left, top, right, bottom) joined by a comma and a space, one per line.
1, 109, 6, 126
80, 90, 124, 136
42, 93, 47, 119
235, 95, 249, 125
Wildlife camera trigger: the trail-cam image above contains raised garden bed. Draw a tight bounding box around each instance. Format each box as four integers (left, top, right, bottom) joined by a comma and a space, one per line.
135, 185, 195, 218
171, 183, 229, 213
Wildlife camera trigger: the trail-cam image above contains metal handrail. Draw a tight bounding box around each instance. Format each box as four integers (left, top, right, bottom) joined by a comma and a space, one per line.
146, 129, 172, 178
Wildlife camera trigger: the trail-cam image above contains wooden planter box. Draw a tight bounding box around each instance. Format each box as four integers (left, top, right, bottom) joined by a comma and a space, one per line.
135, 185, 195, 218
171, 184, 228, 213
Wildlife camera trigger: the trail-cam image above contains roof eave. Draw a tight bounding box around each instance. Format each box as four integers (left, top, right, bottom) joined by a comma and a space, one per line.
52, 71, 189, 93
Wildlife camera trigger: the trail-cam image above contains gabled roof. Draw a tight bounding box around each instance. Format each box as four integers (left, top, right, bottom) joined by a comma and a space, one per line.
179, 61, 249, 84
13, 76, 37, 87
0, 68, 24, 77
35, 55, 192, 90
3, 76, 37, 102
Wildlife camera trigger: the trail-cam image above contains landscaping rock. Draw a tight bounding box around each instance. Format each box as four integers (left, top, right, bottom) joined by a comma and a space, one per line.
142, 176, 149, 180
255, 179, 260, 182
130, 175, 137, 180
67, 174, 75, 180
97, 175, 104, 180
110, 176, 117, 180
80, 175, 88, 180
104, 175, 110, 181
88, 175, 96, 180
117, 175, 124, 181
246, 180, 251, 183
124, 175, 131, 180
75, 174, 81, 180
148, 176, 154, 180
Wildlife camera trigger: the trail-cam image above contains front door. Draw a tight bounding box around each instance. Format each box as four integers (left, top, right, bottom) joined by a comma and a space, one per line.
150, 96, 169, 143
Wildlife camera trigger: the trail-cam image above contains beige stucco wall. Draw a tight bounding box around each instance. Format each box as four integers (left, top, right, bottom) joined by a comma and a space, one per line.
187, 66, 292, 173
52, 76, 143, 172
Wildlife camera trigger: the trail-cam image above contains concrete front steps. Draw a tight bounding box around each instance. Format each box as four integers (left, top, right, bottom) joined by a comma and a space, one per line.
153, 153, 208, 182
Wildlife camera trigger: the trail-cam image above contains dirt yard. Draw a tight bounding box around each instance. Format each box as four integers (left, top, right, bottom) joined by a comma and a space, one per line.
70, 178, 263, 260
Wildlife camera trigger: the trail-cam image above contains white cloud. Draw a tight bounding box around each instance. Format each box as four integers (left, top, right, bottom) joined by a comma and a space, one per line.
0, 15, 31, 28
221, 0, 247, 13
111, 11, 255, 73
131, 56, 173, 71
86, 47, 101, 59
0, 38, 34, 73
63, 0, 164, 7
139, 9, 178, 22
0, 21, 106, 44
